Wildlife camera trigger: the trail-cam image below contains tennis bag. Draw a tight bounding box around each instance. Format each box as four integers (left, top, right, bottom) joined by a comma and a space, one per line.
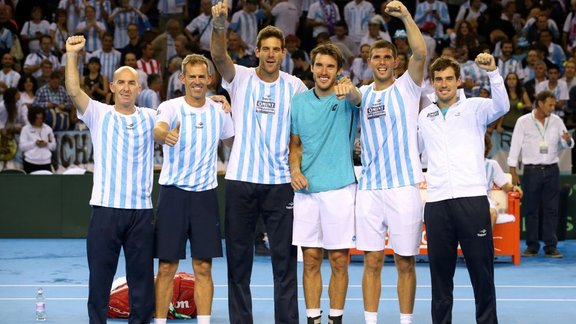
108, 272, 197, 319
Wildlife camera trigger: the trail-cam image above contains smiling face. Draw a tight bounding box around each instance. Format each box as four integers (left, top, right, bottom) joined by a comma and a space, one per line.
312, 53, 340, 95
369, 47, 398, 86
110, 67, 140, 109
180, 62, 211, 102
432, 67, 461, 108
255, 37, 286, 76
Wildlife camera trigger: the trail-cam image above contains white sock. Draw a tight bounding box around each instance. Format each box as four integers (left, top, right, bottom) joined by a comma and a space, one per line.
400, 313, 413, 324
154, 319, 167, 324
329, 308, 344, 317
197, 315, 211, 324
364, 311, 378, 324
306, 308, 321, 318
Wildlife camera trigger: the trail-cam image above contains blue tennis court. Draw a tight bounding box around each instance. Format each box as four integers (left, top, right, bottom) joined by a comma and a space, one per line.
0, 239, 575, 323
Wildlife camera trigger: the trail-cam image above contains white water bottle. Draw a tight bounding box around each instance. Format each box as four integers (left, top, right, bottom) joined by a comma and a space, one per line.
35, 288, 46, 321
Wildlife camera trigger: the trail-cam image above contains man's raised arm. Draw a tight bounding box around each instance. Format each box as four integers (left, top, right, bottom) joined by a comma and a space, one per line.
65, 36, 91, 115
210, 1, 236, 83
386, 1, 426, 85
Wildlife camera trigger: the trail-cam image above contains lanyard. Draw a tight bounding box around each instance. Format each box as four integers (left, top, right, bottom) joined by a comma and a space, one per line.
531, 110, 548, 140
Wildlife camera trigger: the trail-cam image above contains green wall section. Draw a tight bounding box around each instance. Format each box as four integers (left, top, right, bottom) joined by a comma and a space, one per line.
0, 174, 227, 238
0, 174, 574, 239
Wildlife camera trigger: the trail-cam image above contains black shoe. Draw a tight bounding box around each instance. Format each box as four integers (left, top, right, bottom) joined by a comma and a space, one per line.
307, 315, 321, 324
328, 315, 343, 324
255, 243, 271, 256
545, 249, 564, 258
522, 248, 538, 257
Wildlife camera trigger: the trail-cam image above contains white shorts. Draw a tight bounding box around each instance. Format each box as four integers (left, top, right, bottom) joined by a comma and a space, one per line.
292, 183, 356, 250
355, 185, 423, 256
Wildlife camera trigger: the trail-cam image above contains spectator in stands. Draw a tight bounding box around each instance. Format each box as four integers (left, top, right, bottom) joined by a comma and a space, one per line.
395, 52, 408, 78
75, 5, 107, 53
414, 0, 450, 43
393, 29, 411, 56
89, 33, 121, 82
508, 90, 573, 258
498, 72, 532, 132
350, 43, 372, 86
307, 0, 341, 38
137, 73, 161, 110
563, 0, 576, 55
484, 134, 523, 227
476, 3, 515, 44
172, 35, 195, 62
538, 29, 566, 72
137, 42, 161, 77
165, 56, 183, 100
157, 0, 187, 31
524, 60, 548, 102
124, 52, 148, 90
455, 0, 486, 26
109, 0, 147, 50
524, 12, 560, 45
0, 17, 13, 58
0, 3, 18, 36
343, 0, 375, 48
229, 0, 263, 51
360, 16, 392, 47
561, 59, 576, 90
82, 57, 109, 104
49, 9, 70, 57
58, 0, 83, 36
292, 49, 313, 88
0, 88, 26, 138
35, 59, 55, 89
17, 75, 37, 110
19, 106, 55, 173
121, 23, 145, 63
269, 0, 299, 37
496, 39, 522, 79
501, 0, 525, 35
227, 30, 257, 67
23, 35, 60, 78
83, 0, 112, 23
33, 70, 73, 121
535, 64, 569, 115
449, 20, 479, 52
20, 5, 50, 54
331, 20, 359, 56
151, 18, 183, 73
0, 53, 21, 97
184, 0, 215, 58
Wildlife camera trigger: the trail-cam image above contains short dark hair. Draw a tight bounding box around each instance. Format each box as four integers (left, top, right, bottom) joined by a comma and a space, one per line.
147, 73, 161, 85
27, 106, 45, 125
369, 40, 398, 59
429, 56, 461, 80
535, 90, 555, 104
256, 26, 285, 49
310, 43, 344, 70
291, 49, 307, 61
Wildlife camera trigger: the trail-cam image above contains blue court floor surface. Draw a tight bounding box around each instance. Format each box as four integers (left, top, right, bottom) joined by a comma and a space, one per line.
0, 239, 575, 323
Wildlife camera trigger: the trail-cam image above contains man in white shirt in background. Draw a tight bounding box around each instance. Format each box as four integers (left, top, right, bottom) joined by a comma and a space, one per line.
508, 90, 574, 258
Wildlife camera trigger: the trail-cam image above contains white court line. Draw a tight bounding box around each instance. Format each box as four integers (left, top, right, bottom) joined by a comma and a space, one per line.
2, 284, 576, 289
1, 298, 576, 302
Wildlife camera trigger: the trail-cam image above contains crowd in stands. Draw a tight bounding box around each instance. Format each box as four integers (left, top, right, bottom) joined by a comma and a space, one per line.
0, 0, 575, 171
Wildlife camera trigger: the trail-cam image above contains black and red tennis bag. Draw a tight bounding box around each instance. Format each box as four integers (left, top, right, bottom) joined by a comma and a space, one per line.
108, 272, 197, 319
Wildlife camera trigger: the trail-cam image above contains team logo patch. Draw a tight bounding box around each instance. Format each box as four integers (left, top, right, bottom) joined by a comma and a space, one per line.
286, 202, 294, 210
196, 122, 204, 129
126, 123, 135, 129
331, 104, 338, 111
255, 95, 277, 114
427, 111, 439, 121
367, 99, 386, 119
